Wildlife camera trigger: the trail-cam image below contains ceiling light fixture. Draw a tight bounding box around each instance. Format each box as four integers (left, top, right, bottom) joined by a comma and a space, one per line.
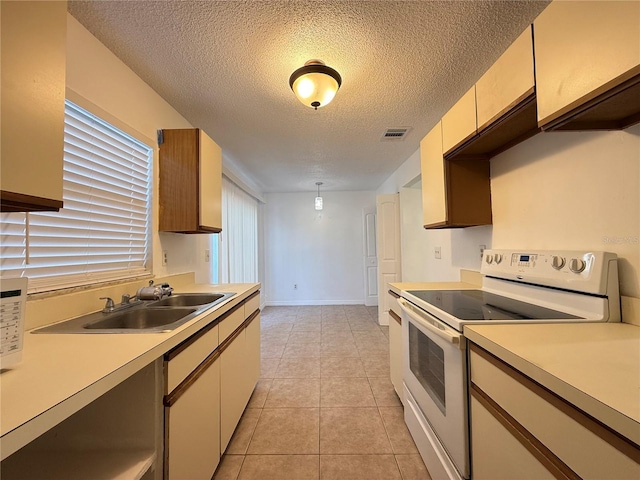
289, 60, 342, 110
315, 182, 323, 210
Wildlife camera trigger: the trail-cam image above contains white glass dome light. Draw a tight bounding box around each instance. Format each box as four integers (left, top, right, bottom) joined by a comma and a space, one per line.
289, 60, 342, 110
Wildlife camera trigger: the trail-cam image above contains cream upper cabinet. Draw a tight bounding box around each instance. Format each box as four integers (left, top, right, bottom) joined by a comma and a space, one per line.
534, 1, 640, 129
476, 26, 534, 131
1, 1, 66, 212
159, 128, 222, 233
198, 131, 223, 229
421, 122, 447, 227
441, 86, 477, 156
420, 121, 491, 229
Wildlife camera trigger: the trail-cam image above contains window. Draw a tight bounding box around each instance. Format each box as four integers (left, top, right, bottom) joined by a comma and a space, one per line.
217, 176, 258, 283
0, 100, 152, 293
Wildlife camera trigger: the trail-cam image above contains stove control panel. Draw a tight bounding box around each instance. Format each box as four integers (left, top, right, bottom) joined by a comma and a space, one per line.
481, 249, 618, 296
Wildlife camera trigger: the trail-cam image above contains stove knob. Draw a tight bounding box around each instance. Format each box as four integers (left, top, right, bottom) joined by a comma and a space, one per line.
494, 254, 503, 264
569, 258, 586, 273
551, 255, 566, 270
485, 254, 494, 264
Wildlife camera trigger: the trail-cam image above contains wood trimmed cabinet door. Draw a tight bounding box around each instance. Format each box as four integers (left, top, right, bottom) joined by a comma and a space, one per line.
534, 1, 640, 131
420, 122, 492, 229
441, 86, 478, 157
387, 289, 404, 404
165, 355, 221, 480
469, 343, 640, 479
158, 128, 222, 233
1, 1, 66, 212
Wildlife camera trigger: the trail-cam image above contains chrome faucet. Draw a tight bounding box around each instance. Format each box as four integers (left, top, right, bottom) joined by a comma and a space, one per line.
100, 293, 142, 313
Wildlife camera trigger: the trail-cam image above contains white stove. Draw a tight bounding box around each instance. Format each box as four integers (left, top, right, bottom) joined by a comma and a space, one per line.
397, 249, 620, 480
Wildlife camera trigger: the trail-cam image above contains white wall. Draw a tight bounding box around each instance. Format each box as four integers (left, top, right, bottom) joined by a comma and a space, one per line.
491, 126, 640, 298
264, 191, 376, 305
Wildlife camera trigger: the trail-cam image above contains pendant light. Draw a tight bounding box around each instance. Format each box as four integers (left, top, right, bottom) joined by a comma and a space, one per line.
289, 60, 342, 110
315, 182, 323, 210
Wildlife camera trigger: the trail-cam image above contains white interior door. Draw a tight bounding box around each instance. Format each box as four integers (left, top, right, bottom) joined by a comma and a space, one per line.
376, 194, 402, 325
363, 207, 378, 306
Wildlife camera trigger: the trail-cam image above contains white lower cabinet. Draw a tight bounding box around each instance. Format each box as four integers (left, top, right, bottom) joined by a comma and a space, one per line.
220, 327, 248, 452
471, 394, 556, 480
165, 291, 261, 478
470, 343, 640, 480
165, 355, 221, 480
388, 291, 404, 404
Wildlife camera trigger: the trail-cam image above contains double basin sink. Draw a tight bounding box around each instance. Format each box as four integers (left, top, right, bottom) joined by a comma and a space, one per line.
33, 293, 235, 334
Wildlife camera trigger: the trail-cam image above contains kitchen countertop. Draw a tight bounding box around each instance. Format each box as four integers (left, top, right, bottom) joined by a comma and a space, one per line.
388, 281, 479, 296
464, 322, 640, 445
0, 283, 260, 460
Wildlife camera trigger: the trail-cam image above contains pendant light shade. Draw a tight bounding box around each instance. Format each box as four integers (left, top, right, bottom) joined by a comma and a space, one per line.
290, 60, 342, 110
315, 182, 323, 210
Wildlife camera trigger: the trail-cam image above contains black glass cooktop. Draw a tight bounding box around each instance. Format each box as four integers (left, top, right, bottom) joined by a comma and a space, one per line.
406, 290, 582, 320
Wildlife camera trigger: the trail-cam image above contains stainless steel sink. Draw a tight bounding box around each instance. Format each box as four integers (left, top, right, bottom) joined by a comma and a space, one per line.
84, 308, 197, 330
33, 292, 235, 334
148, 293, 229, 307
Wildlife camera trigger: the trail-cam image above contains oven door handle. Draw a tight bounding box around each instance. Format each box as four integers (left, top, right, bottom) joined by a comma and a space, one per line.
398, 298, 462, 345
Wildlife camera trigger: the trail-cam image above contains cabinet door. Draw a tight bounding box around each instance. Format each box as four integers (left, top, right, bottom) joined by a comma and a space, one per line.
388, 296, 403, 404
1, 1, 66, 212
420, 122, 446, 227
441, 86, 477, 155
166, 357, 220, 480
470, 394, 556, 480
220, 328, 247, 452
198, 130, 222, 230
159, 128, 222, 233
476, 26, 534, 131
245, 312, 261, 394
534, 1, 640, 127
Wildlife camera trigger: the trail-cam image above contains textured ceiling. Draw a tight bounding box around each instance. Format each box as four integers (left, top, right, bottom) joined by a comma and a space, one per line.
68, 0, 549, 193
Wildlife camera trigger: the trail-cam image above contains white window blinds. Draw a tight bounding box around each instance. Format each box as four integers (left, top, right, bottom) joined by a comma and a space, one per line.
0, 100, 152, 293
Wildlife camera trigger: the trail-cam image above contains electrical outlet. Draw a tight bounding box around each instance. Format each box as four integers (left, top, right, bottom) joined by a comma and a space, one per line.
294, 284, 298, 289
434, 246, 442, 259
479, 244, 486, 259
162, 250, 168, 266
204, 249, 210, 263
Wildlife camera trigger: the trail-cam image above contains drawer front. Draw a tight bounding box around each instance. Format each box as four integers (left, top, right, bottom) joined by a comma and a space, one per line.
471, 394, 556, 480
166, 357, 220, 480
470, 346, 640, 479
218, 304, 245, 343
244, 291, 260, 319
165, 323, 218, 393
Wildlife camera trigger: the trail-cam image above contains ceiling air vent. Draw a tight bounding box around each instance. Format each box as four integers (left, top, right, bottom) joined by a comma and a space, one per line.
381, 127, 411, 141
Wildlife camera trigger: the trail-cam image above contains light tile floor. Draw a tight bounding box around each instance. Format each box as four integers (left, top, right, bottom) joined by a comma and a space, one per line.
213, 305, 431, 480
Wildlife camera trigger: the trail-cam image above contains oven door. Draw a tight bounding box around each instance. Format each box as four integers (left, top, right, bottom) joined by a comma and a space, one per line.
398, 298, 469, 478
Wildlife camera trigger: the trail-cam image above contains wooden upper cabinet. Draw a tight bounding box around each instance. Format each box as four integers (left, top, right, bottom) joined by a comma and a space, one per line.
441, 86, 477, 156
420, 121, 492, 229
159, 129, 222, 233
476, 27, 534, 131
534, 1, 640, 130
0, 1, 66, 212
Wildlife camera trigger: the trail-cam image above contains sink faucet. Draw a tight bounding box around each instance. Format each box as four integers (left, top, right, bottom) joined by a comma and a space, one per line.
100, 294, 142, 313
100, 297, 116, 313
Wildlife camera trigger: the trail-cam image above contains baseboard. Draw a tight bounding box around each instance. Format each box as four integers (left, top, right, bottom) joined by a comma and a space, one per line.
264, 299, 368, 306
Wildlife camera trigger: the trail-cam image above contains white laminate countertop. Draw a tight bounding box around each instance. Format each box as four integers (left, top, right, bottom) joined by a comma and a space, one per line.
0, 283, 260, 460
388, 281, 479, 295
464, 322, 640, 445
